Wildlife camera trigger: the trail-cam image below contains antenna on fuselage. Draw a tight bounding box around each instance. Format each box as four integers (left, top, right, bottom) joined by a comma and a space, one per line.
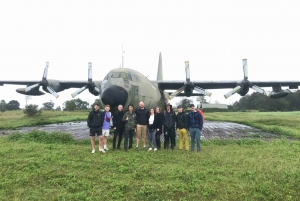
122, 44, 125, 68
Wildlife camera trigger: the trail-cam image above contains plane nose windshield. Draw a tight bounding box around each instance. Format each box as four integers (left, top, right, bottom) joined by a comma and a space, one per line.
101, 85, 128, 108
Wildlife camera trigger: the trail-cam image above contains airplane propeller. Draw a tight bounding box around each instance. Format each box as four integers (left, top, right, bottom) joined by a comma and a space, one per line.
169, 61, 212, 98
71, 62, 100, 98
224, 59, 271, 99
25, 62, 59, 98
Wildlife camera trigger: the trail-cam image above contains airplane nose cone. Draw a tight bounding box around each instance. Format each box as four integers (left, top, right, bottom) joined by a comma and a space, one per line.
101, 85, 128, 108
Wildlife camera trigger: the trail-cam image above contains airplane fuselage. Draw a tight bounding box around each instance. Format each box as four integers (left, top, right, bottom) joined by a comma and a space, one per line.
99, 68, 167, 112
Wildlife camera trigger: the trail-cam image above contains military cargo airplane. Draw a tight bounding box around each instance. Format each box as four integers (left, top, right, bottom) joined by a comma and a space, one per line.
1, 53, 300, 112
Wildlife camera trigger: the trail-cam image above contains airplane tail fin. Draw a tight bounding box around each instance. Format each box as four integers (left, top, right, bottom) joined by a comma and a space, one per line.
157, 52, 163, 81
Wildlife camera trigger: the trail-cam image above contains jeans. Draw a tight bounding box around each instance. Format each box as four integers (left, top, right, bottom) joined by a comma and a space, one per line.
189, 128, 201, 151
147, 129, 157, 148
156, 127, 162, 149
164, 127, 175, 149
124, 129, 134, 150
113, 127, 124, 149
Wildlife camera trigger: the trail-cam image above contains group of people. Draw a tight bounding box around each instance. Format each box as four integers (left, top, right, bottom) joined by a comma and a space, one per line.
87, 101, 203, 154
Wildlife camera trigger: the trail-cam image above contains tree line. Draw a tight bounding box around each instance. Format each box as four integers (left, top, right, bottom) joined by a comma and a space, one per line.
0, 98, 96, 113
228, 91, 300, 111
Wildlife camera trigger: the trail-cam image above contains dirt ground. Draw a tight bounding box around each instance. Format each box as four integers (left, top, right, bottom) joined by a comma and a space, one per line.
0, 120, 282, 140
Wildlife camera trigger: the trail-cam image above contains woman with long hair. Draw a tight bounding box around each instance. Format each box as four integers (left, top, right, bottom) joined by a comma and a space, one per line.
147, 108, 158, 151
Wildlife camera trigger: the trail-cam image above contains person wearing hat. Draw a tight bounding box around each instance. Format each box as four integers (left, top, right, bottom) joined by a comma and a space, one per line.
176, 105, 189, 151
188, 103, 203, 152
87, 103, 104, 153
163, 103, 176, 150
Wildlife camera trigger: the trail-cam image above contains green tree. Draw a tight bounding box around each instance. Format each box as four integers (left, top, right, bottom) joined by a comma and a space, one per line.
63, 100, 76, 111
175, 98, 193, 110
0, 100, 6, 113
42, 101, 55, 111
73, 98, 89, 110
23, 104, 42, 117
55, 106, 61, 111
6, 100, 20, 110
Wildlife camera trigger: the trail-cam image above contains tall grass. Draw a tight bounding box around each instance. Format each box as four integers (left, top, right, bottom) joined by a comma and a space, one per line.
0, 131, 299, 200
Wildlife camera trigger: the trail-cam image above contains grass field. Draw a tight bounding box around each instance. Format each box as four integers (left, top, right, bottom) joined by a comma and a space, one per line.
0, 110, 88, 130
205, 111, 300, 139
1, 111, 300, 200
0, 131, 299, 200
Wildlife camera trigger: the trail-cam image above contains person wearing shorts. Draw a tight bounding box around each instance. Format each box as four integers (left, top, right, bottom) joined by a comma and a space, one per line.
135, 101, 149, 150
102, 105, 111, 151
87, 103, 104, 153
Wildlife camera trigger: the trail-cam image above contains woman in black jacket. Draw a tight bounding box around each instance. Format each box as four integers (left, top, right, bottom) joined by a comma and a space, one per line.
147, 108, 158, 151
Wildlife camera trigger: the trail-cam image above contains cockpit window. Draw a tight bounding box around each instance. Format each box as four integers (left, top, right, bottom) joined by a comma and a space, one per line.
111, 72, 120, 78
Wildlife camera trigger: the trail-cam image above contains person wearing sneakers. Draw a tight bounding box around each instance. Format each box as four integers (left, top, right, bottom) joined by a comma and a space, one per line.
122, 104, 137, 151
112, 104, 125, 150
102, 104, 111, 152
176, 105, 189, 151
188, 104, 203, 152
163, 103, 176, 150
147, 108, 158, 151
135, 101, 149, 150
87, 103, 104, 154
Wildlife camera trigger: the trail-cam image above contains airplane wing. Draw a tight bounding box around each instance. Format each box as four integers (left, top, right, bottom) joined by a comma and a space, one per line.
0, 62, 101, 98
157, 80, 300, 90
156, 79, 300, 99
155, 59, 300, 99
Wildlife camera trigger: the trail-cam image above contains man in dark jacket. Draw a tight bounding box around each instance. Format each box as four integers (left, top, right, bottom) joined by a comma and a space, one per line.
87, 103, 104, 153
135, 101, 149, 150
188, 104, 203, 152
163, 103, 176, 150
176, 105, 189, 151
112, 104, 125, 150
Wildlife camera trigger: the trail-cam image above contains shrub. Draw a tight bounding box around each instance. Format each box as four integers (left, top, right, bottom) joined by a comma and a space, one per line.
23, 104, 42, 117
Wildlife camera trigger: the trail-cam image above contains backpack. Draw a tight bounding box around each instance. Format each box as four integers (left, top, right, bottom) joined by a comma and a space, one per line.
198, 110, 204, 122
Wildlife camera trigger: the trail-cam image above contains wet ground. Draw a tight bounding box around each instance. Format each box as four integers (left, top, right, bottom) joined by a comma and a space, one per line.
0, 120, 282, 140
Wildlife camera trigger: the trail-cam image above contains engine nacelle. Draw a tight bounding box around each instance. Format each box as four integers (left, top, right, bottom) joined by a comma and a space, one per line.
269, 89, 298, 98
16, 88, 45, 96
42, 79, 63, 93
88, 87, 100, 96
269, 90, 290, 98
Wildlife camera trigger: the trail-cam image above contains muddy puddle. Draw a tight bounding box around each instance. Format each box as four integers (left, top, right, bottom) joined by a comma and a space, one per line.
0, 120, 283, 141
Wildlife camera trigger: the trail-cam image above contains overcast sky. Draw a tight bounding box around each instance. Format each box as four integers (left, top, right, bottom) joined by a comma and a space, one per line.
1, 0, 300, 108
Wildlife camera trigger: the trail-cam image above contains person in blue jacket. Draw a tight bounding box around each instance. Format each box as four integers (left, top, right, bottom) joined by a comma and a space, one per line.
188, 104, 203, 152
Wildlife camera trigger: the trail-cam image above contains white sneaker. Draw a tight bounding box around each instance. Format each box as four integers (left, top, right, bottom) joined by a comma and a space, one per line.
92, 149, 95, 154
154, 148, 157, 151
99, 149, 106, 153
148, 148, 152, 151
104, 145, 109, 151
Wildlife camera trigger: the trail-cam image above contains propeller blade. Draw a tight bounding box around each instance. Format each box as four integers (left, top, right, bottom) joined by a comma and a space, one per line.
46, 86, 59, 98
71, 86, 87, 98
88, 62, 92, 81
185, 61, 190, 82
194, 86, 212, 97
242, 59, 248, 80
25, 83, 40, 92
42, 62, 49, 80
170, 87, 185, 97
94, 86, 100, 93
224, 86, 241, 99
251, 85, 271, 96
